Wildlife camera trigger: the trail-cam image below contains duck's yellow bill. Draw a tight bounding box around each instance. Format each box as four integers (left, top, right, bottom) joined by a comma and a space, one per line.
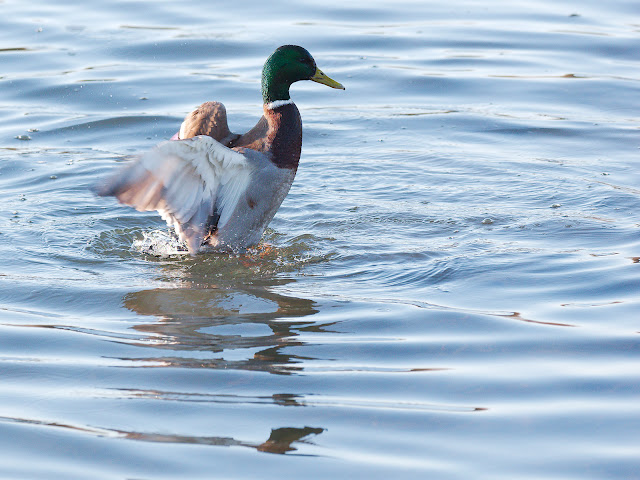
310, 68, 345, 90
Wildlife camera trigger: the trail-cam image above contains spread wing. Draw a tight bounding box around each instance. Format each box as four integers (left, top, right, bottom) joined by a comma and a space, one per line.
94, 135, 253, 254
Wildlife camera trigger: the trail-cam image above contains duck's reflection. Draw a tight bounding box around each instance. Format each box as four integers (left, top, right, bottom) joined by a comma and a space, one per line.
3, 413, 324, 455
257, 426, 325, 454
112, 252, 331, 453
118, 242, 332, 372
122, 425, 325, 455
123, 279, 324, 374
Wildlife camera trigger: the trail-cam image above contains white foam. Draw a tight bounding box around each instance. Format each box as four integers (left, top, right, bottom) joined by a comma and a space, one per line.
132, 230, 190, 257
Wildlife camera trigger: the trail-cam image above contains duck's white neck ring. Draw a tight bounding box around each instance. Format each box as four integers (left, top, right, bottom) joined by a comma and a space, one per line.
265, 99, 294, 110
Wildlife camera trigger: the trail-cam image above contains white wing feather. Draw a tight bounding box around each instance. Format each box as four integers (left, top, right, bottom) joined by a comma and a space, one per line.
95, 135, 253, 254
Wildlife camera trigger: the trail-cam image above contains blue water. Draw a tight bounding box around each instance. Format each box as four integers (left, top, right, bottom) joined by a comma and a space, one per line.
1, 0, 639, 478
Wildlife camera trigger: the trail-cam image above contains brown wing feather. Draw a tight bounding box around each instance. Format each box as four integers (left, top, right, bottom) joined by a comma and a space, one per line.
179, 101, 240, 146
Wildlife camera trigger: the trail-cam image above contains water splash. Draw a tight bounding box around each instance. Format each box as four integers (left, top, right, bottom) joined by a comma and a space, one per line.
132, 229, 189, 257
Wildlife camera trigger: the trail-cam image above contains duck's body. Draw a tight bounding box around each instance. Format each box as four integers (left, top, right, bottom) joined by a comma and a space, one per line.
95, 45, 343, 254
171, 100, 302, 252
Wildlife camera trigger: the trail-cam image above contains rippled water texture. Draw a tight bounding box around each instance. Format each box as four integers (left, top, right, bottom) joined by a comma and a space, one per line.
1, 0, 639, 478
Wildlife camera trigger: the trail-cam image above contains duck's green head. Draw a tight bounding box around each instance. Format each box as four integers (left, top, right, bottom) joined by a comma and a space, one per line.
261, 45, 344, 104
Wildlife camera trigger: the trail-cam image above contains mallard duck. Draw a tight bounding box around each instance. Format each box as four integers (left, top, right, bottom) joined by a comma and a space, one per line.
95, 45, 344, 254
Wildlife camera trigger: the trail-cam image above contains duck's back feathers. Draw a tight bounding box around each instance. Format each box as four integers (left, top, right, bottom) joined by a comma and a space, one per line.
178, 101, 240, 146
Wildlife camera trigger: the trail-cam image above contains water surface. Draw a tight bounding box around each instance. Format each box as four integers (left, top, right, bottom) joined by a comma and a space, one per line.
1, 0, 639, 478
